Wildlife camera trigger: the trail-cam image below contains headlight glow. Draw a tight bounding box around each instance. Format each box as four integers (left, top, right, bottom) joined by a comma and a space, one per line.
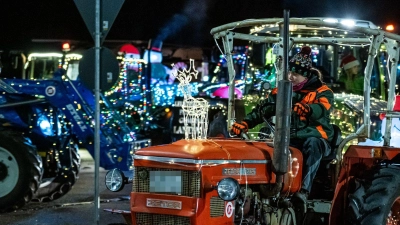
38, 115, 53, 136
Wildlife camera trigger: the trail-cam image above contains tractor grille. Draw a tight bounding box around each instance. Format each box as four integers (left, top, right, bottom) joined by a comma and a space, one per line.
210, 196, 225, 217
135, 212, 190, 225
133, 167, 201, 198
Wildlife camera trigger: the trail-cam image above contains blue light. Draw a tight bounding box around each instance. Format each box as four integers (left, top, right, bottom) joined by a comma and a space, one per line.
37, 115, 53, 136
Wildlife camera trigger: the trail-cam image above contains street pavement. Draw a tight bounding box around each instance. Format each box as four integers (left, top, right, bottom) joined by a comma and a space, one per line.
0, 150, 132, 225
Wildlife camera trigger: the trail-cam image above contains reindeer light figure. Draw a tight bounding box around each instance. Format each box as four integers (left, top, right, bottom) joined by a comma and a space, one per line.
173, 59, 209, 140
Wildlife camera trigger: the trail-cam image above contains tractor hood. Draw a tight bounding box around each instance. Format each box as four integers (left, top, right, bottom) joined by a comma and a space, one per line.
134, 139, 281, 161
133, 139, 304, 193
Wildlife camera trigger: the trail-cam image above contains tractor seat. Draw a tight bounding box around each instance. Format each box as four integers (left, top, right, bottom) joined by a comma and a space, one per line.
322, 124, 342, 163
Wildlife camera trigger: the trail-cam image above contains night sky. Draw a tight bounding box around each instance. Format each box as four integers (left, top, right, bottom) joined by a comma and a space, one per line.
1, 0, 400, 51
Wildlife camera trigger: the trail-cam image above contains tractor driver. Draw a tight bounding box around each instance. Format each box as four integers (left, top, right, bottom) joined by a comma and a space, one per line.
231, 46, 335, 212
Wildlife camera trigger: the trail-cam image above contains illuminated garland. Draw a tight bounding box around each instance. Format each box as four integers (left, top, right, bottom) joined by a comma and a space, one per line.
213, 46, 248, 80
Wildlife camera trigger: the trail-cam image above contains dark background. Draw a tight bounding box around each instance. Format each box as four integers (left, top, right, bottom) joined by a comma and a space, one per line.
1, 0, 399, 51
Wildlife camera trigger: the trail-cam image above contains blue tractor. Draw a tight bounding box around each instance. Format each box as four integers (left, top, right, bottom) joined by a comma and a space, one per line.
0, 65, 150, 211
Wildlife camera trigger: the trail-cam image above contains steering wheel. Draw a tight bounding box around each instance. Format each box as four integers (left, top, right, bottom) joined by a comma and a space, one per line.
229, 127, 251, 140
230, 102, 310, 140
259, 102, 310, 136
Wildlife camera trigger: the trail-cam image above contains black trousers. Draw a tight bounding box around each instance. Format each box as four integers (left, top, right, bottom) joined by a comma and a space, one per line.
290, 137, 331, 193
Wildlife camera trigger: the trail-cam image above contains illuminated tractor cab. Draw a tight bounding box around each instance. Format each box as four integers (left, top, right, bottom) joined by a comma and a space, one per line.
24, 43, 82, 80
124, 17, 400, 225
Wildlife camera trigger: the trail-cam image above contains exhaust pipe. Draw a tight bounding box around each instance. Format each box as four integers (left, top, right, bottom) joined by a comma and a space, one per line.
272, 9, 291, 178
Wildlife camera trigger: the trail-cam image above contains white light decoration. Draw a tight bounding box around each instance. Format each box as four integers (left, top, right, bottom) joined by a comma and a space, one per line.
142, 50, 163, 63
173, 59, 209, 140
323, 18, 339, 23
340, 19, 355, 27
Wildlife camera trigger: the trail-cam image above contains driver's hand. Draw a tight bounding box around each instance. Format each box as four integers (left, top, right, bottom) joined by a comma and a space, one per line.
293, 102, 312, 117
231, 121, 248, 135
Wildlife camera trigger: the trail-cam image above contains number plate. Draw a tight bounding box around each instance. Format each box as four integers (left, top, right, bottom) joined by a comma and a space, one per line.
150, 171, 182, 194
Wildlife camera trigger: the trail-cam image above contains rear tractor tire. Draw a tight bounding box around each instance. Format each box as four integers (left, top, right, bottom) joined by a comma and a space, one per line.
0, 131, 43, 212
348, 165, 400, 224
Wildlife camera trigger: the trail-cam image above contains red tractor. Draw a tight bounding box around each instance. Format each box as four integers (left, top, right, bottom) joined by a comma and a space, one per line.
107, 16, 400, 224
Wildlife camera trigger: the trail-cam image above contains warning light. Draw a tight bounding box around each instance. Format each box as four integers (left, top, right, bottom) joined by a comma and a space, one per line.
386, 24, 395, 31
62, 43, 71, 52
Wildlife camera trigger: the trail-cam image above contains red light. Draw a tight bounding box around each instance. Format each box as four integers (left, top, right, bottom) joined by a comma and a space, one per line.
386, 24, 395, 31
62, 43, 70, 51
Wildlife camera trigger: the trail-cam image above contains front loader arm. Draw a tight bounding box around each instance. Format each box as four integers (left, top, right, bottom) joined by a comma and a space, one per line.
0, 70, 135, 170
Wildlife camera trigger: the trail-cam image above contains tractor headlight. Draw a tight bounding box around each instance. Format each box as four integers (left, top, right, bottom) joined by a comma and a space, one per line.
105, 168, 126, 192
216, 177, 240, 201
38, 115, 53, 136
